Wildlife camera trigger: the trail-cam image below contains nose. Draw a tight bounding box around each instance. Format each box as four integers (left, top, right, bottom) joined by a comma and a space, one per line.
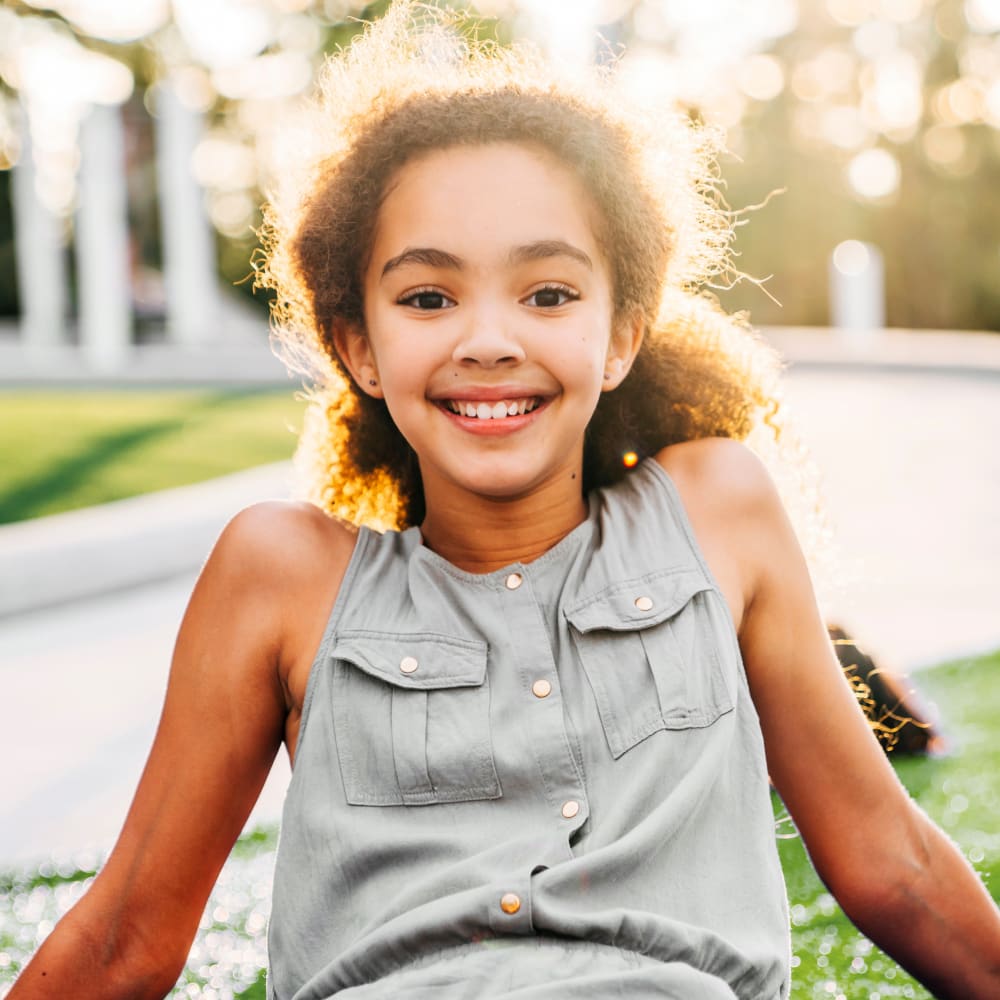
451, 305, 525, 368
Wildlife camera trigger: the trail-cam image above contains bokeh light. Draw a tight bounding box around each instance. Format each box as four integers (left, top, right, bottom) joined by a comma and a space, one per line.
0, 0, 998, 332
966, 0, 1000, 33
847, 147, 901, 199
738, 54, 785, 102
21, 0, 170, 42
832, 239, 872, 277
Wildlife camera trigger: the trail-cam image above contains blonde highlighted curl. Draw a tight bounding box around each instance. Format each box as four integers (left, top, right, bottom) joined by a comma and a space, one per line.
256, 0, 824, 562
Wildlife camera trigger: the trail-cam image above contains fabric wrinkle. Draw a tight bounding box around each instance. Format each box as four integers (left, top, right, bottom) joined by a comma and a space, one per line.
266, 459, 790, 1000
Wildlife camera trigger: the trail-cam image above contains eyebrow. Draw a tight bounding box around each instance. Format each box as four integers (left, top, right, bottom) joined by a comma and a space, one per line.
379, 240, 593, 279
508, 240, 593, 271
381, 247, 463, 277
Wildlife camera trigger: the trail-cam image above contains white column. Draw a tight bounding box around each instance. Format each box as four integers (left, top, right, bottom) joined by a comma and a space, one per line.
11, 122, 67, 352
829, 240, 885, 350
155, 83, 218, 346
76, 103, 132, 372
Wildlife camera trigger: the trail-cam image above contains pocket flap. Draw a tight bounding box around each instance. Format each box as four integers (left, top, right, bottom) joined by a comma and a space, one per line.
565, 568, 712, 633
331, 630, 488, 690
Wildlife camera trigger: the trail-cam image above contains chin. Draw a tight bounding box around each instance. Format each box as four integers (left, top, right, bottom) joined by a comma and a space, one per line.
450, 460, 572, 502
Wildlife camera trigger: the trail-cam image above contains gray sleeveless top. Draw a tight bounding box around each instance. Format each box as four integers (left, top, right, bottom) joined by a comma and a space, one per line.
267, 459, 790, 999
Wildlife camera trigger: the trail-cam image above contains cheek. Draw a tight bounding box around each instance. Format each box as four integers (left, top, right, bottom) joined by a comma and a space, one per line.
564, 321, 613, 382
378, 358, 425, 407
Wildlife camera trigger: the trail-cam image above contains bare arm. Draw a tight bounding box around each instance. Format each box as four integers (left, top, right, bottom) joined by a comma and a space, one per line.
9, 501, 354, 1000
664, 438, 1000, 998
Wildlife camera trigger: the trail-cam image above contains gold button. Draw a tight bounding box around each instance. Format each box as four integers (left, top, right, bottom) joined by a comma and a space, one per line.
500, 892, 521, 914
634, 596, 653, 612
561, 800, 580, 819
505, 573, 523, 590
531, 679, 552, 699
399, 656, 419, 674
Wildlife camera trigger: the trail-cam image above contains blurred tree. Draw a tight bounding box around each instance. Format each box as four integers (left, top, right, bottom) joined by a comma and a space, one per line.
0, 0, 997, 332
0, 169, 18, 317
712, 0, 1000, 331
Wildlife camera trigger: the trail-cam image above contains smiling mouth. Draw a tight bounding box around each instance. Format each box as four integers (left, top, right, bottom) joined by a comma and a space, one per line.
442, 398, 542, 420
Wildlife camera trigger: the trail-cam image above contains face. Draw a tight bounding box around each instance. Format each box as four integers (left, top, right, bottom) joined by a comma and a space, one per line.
337, 142, 640, 508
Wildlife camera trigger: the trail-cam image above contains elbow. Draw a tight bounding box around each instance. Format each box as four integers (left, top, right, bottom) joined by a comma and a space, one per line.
828, 862, 922, 937
12, 915, 189, 1000
107, 920, 191, 1000
88, 942, 188, 1000
820, 810, 934, 933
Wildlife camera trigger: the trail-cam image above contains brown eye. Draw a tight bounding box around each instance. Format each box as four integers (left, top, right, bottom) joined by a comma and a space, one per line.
399, 290, 455, 310
524, 285, 578, 308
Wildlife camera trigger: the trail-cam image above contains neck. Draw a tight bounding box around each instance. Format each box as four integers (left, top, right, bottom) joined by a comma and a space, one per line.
419, 469, 588, 574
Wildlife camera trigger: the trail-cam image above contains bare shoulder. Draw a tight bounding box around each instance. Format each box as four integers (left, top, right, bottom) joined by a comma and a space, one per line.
208, 500, 359, 698
205, 500, 359, 637
15, 502, 362, 986
652, 437, 782, 631
653, 436, 777, 515
216, 499, 358, 578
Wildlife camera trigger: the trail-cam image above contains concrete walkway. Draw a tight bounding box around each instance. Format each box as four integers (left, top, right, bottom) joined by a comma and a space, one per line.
0, 466, 295, 866
1, 326, 999, 866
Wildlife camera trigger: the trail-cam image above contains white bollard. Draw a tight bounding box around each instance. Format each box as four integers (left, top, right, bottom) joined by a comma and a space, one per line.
11, 119, 68, 353
76, 103, 132, 373
829, 240, 885, 350
155, 83, 219, 347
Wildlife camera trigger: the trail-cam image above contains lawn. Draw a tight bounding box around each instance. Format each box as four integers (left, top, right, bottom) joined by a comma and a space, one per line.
0, 389, 306, 524
1, 650, 997, 999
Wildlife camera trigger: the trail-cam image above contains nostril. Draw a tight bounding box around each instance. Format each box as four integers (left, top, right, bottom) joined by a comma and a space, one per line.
458, 354, 521, 367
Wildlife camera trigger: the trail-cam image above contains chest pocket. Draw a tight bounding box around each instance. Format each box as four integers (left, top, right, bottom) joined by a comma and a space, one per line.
330, 630, 501, 806
564, 568, 736, 759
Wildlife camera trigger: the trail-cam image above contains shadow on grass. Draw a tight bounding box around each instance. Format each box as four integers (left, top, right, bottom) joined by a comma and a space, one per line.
0, 393, 235, 524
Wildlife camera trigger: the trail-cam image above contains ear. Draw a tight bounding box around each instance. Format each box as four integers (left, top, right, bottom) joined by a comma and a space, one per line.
602, 310, 644, 391
332, 319, 383, 399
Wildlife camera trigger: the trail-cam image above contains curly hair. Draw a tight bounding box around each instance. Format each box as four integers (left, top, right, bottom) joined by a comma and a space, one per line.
257, 0, 821, 550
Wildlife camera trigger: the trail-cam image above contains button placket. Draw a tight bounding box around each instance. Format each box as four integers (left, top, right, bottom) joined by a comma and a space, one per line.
561, 799, 580, 819
488, 877, 533, 934
531, 678, 552, 699
499, 892, 521, 914
499, 567, 590, 841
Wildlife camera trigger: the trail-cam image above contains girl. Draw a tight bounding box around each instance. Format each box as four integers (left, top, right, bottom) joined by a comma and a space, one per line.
11, 4, 1000, 997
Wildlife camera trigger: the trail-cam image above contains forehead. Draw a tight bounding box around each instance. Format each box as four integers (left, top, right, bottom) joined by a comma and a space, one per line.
369, 142, 607, 270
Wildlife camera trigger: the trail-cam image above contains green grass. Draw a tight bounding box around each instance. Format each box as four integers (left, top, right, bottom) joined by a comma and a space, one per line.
1, 652, 997, 998
0, 389, 306, 524
776, 648, 1000, 998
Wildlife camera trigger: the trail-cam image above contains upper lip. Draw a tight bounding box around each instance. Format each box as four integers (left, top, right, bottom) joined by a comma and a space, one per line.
430, 385, 550, 402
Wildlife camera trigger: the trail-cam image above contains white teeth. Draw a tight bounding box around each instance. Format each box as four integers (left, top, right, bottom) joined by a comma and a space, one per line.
447, 397, 539, 419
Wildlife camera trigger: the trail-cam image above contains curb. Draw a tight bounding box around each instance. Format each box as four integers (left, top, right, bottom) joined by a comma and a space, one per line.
762, 327, 1000, 376
1, 327, 998, 620
0, 462, 293, 619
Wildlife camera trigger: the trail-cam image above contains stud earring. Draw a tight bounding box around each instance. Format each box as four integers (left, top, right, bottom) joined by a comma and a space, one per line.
368, 378, 377, 387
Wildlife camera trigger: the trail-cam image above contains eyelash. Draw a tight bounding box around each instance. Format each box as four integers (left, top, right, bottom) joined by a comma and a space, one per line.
397, 287, 456, 310
396, 283, 581, 310
523, 283, 580, 308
